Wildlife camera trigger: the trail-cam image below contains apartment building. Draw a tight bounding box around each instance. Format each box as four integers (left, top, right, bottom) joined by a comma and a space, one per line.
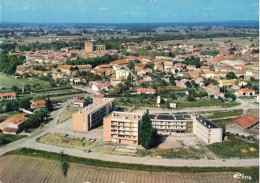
73, 98, 115, 132
103, 112, 222, 145
150, 114, 193, 135
193, 115, 223, 144
103, 112, 143, 145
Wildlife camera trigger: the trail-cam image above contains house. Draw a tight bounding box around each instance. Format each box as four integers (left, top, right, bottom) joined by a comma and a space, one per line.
214, 71, 227, 78
226, 114, 259, 139
137, 88, 156, 95
110, 78, 122, 86
203, 71, 215, 78
189, 71, 201, 78
140, 75, 152, 83
187, 65, 196, 71
115, 69, 130, 79
92, 83, 109, 92
218, 80, 236, 87
137, 70, 147, 77
235, 88, 255, 97
73, 99, 88, 107
0, 113, 28, 134
30, 100, 46, 110
201, 65, 210, 72
175, 79, 189, 88
206, 84, 220, 96
238, 81, 247, 87
0, 92, 16, 101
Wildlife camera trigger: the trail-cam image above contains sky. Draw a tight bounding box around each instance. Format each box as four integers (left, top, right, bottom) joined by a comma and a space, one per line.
0, 0, 259, 23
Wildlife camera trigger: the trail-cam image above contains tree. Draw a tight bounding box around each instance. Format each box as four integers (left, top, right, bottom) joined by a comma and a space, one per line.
11, 86, 18, 92
226, 72, 237, 79
45, 98, 53, 112
61, 161, 69, 177
187, 94, 196, 101
140, 110, 153, 149
127, 61, 134, 70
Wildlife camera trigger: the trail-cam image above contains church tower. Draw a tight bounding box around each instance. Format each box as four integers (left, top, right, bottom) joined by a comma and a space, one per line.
85, 39, 94, 53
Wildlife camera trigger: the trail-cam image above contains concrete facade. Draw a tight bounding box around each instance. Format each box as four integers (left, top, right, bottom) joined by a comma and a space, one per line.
103, 112, 142, 145
193, 115, 223, 144
73, 98, 115, 132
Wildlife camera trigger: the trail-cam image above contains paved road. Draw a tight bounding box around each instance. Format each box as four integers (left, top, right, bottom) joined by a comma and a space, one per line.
0, 98, 259, 168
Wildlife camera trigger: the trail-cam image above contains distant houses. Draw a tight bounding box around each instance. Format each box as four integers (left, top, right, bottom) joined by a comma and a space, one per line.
0, 92, 16, 101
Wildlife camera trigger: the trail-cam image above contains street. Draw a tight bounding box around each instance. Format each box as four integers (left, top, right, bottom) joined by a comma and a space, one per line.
0, 97, 259, 168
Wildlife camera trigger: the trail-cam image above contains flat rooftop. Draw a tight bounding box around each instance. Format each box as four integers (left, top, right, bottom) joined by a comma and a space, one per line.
196, 115, 219, 129
77, 98, 115, 115
107, 112, 143, 122
150, 114, 192, 121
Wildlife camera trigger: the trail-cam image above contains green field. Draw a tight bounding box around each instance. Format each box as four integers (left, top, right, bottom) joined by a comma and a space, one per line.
207, 109, 243, 119
0, 73, 51, 91
207, 136, 259, 159
174, 99, 239, 109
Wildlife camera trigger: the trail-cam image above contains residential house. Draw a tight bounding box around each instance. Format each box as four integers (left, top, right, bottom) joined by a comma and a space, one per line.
0, 92, 16, 101
140, 75, 152, 83
110, 78, 122, 86
226, 114, 259, 139
175, 79, 189, 88
206, 84, 220, 97
92, 83, 109, 92
30, 100, 46, 110
0, 113, 28, 134
235, 88, 255, 97
136, 88, 156, 95
115, 69, 130, 79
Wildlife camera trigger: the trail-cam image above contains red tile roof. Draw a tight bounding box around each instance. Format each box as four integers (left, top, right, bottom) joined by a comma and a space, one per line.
94, 94, 105, 98
236, 88, 254, 93
0, 92, 16, 97
110, 59, 129, 65
74, 100, 85, 103
1, 113, 28, 125
31, 100, 46, 109
231, 115, 259, 129
95, 83, 108, 88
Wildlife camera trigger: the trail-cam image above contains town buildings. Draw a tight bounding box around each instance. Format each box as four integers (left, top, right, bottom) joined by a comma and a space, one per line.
72, 98, 115, 132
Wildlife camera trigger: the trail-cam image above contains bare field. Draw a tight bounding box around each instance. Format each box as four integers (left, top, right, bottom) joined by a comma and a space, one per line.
0, 155, 239, 183
58, 106, 79, 124
39, 133, 95, 150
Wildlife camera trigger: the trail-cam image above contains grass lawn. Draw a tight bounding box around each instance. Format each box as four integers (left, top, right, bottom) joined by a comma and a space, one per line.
174, 99, 239, 109
5, 148, 259, 182
0, 133, 26, 147
207, 109, 243, 119
207, 136, 259, 159
0, 73, 51, 90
